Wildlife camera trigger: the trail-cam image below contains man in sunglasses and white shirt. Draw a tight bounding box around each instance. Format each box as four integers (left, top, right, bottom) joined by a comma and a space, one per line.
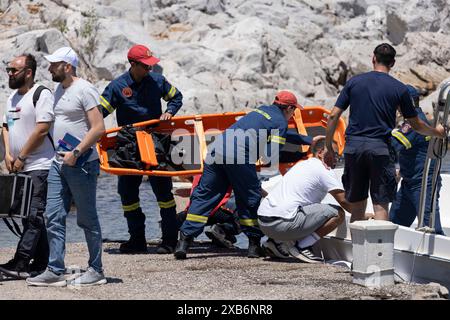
0, 53, 54, 279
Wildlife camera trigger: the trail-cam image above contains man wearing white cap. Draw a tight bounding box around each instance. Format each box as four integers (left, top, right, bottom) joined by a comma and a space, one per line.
27, 47, 107, 287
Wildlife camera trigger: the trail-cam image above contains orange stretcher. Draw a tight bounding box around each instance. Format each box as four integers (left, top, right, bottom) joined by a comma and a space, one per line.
97, 106, 346, 177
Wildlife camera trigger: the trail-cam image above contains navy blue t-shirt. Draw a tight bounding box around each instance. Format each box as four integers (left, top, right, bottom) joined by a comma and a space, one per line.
335, 71, 417, 141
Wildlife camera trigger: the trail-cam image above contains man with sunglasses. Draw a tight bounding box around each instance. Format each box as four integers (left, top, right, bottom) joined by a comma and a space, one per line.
0, 54, 54, 279
99, 44, 183, 254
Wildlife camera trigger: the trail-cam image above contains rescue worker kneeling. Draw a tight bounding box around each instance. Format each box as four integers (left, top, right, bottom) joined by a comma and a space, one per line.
257, 138, 352, 263
175, 91, 312, 259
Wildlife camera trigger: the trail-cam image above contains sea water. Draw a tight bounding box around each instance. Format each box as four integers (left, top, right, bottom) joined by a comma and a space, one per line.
1, 155, 450, 249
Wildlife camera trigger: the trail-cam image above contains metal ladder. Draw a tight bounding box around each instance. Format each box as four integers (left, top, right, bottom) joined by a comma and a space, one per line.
416, 81, 450, 233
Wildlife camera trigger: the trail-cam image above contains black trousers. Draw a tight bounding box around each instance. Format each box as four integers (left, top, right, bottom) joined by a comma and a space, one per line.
15, 170, 49, 267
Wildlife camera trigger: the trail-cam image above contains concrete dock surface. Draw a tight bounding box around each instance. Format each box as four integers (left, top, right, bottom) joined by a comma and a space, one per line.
0, 242, 447, 300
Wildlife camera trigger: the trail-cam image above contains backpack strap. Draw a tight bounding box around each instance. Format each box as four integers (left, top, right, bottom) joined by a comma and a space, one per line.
2, 217, 22, 237
33, 85, 55, 150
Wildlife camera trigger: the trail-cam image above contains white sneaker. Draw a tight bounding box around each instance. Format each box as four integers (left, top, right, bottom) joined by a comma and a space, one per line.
68, 267, 107, 287
26, 269, 67, 287
287, 245, 323, 264
64, 266, 85, 281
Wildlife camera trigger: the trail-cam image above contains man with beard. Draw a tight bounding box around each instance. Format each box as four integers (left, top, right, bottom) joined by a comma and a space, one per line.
0, 54, 54, 279
26, 47, 106, 287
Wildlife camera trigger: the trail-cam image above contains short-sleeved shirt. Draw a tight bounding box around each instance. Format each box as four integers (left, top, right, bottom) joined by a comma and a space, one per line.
258, 157, 343, 219
53, 78, 100, 162
3, 84, 55, 171
209, 105, 289, 164
336, 71, 417, 141
99, 71, 183, 126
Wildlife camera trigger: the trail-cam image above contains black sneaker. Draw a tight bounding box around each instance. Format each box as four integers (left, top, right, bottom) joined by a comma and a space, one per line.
174, 233, 193, 260
119, 236, 148, 254
247, 237, 266, 258
288, 245, 323, 264
262, 238, 290, 259
0, 258, 30, 279
0, 259, 17, 270
205, 224, 235, 248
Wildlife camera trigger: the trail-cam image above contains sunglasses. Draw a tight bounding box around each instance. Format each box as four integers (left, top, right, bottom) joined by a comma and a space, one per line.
132, 61, 152, 71
6, 67, 27, 75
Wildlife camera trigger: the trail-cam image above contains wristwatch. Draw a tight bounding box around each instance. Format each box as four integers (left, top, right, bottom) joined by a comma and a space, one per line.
17, 155, 27, 162
73, 149, 81, 158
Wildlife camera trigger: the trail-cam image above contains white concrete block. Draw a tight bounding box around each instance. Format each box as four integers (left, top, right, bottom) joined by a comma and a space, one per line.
350, 220, 398, 287
352, 269, 396, 288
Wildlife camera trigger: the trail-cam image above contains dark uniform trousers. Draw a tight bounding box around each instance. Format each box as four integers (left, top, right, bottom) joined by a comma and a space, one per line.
118, 175, 178, 245
15, 170, 49, 266
390, 175, 444, 235
180, 162, 263, 239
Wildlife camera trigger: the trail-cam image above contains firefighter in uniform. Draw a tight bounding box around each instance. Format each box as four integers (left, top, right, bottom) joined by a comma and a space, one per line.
100, 45, 183, 253
389, 85, 445, 235
174, 91, 313, 259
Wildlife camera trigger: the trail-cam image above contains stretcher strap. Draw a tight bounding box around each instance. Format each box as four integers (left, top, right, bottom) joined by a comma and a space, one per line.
194, 118, 207, 165
292, 109, 309, 153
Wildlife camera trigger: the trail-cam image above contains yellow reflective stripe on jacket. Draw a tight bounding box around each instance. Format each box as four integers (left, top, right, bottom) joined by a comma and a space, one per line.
122, 202, 140, 212
269, 135, 286, 145
163, 86, 177, 101
254, 109, 272, 120
100, 96, 114, 114
392, 130, 412, 149
158, 199, 176, 209
186, 214, 208, 224
239, 219, 258, 227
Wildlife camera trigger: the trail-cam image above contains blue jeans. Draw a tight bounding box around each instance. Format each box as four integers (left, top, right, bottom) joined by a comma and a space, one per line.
45, 160, 103, 274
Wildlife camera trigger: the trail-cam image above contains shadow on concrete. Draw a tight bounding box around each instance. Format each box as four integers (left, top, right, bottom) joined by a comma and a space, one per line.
105, 277, 124, 284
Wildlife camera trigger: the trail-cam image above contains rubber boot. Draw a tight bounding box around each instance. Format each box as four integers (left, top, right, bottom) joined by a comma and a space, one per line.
247, 236, 266, 258
119, 235, 147, 254
174, 232, 194, 260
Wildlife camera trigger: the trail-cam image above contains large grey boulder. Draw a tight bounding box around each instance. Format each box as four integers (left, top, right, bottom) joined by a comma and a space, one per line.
0, 0, 450, 125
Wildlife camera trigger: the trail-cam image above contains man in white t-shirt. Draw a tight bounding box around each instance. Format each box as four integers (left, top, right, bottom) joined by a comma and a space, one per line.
0, 54, 54, 279
26, 47, 106, 287
257, 137, 352, 263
